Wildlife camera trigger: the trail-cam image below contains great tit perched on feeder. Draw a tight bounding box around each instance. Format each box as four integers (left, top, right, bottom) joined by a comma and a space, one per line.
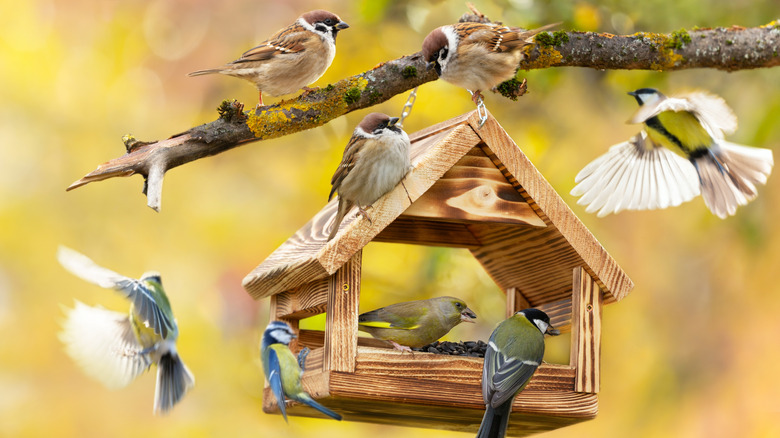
260, 320, 342, 422
57, 246, 194, 414
572, 88, 773, 218
478, 308, 560, 438
357, 296, 477, 352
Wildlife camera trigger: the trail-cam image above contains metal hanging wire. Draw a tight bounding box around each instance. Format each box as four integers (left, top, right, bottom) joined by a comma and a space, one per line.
397, 86, 418, 128
469, 90, 488, 128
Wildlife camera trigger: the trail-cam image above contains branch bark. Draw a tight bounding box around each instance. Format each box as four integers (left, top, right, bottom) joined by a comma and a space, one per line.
67, 22, 780, 211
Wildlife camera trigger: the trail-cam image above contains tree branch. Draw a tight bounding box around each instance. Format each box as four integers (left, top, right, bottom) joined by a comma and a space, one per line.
68, 22, 780, 211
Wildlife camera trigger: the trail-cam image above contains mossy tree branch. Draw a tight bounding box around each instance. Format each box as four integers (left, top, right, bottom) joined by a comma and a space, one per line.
68, 22, 780, 211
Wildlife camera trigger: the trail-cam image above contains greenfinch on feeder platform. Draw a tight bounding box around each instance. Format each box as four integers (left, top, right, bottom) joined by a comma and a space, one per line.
357, 296, 477, 352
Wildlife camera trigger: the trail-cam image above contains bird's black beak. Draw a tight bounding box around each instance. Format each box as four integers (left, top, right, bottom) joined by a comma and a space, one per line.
426, 61, 441, 76
388, 117, 400, 128
460, 308, 477, 323
336, 21, 350, 30
546, 325, 560, 336
627, 91, 638, 97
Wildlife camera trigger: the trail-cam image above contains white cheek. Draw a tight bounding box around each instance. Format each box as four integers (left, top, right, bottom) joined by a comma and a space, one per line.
534, 319, 549, 333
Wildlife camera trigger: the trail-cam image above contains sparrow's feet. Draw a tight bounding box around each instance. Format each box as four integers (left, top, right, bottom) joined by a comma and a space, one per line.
301, 86, 320, 96
357, 207, 372, 224
471, 90, 484, 104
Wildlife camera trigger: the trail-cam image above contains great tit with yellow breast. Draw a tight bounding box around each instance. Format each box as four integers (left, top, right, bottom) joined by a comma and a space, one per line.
357, 296, 477, 352
260, 320, 342, 422
478, 308, 559, 438
572, 88, 773, 218
57, 246, 194, 414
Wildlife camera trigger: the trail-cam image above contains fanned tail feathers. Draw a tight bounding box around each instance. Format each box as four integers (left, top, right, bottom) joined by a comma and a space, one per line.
696, 141, 773, 218
154, 350, 195, 414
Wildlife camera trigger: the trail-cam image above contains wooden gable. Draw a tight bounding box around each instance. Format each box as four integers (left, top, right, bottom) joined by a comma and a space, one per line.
242, 110, 632, 306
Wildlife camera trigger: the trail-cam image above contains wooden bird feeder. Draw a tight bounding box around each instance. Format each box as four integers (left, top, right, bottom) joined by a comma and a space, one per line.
243, 110, 634, 436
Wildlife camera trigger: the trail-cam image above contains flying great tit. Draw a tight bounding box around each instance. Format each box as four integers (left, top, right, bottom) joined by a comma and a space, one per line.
57, 246, 194, 414
260, 320, 342, 421
357, 296, 477, 352
572, 88, 773, 218
477, 308, 560, 438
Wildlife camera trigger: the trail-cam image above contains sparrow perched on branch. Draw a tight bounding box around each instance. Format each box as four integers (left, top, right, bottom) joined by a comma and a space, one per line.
188, 10, 349, 107
57, 246, 194, 414
571, 88, 774, 218
358, 296, 477, 352
261, 321, 342, 421
327, 112, 411, 241
421, 21, 558, 103
478, 309, 559, 438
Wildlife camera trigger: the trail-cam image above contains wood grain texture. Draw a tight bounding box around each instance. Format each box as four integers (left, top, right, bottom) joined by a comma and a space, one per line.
374, 217, 482, 248
324, 252, 361, 373
467, 111, 634, 304
298, 329, 400, 350
271, 278, 329, 320
243, 120, 482, 299
538, 297, 573, 335
402, 148, 546, 227
506, 287, 531, 319
571, 267, 602, 394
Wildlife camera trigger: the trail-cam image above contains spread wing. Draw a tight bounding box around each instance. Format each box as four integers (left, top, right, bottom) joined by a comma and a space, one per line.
232, 22, 309, 64
57, 246, 175, 339
482, 341, 540, 408
570, 131, 701, 217
628, 92, 737, 138
329, 135, 365, 200
60, 301, 150, 389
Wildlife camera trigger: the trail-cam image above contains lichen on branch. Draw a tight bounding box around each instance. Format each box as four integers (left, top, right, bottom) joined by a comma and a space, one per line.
67, 21, 780, 211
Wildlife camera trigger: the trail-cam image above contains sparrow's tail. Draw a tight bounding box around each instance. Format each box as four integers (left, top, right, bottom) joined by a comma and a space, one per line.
295, 394, 343, 421
59, 301, 150, 389
187, 69, 222, 77
476, 402, 513, 438
694, 141, 773, 218
154, 350, 195, 414
327, 197, 353, 241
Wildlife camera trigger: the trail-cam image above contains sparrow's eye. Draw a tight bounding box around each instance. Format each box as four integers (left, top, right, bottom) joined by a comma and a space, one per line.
324, 18, 335, 25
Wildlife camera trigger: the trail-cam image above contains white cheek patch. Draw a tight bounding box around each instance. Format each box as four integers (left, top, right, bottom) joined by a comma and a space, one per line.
533, 319, 549, 334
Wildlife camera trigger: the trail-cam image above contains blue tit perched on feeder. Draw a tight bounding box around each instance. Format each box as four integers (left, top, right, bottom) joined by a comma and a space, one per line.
357, 296, 477, 352
477, 308, 560, 438
57, 246, 194, 414
260, 320, 342, 421
572, 88, 773, 218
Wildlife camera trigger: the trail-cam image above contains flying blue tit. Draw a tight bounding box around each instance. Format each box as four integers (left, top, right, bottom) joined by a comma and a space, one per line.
357, 296, 477, 352
571, 88, 773, 218
260, 321, 342, 421
477, 308, 559, 438
57, 246, 194, 414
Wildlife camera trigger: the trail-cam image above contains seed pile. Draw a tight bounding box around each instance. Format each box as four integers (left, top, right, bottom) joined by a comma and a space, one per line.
412, 340, 487, 357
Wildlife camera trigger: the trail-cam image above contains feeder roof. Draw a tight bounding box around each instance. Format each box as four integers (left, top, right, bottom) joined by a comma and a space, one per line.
243, 111, 633, 305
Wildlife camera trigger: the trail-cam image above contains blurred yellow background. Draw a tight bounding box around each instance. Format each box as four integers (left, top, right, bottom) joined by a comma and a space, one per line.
1, 0, 779, 437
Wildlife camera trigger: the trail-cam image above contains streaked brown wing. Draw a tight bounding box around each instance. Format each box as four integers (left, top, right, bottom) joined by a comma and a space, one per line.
328, 136, 364, 200
233, 23, 309, 63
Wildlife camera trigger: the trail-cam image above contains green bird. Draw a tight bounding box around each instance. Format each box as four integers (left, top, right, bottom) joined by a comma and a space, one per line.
57, 246, 194, 414
478, 308, 559, 438
357, 296, 477, 352
261, 320, 342, 421
572, 88, 773, 218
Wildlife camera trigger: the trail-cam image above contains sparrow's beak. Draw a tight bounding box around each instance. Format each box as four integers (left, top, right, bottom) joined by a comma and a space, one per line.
336, 21, 350, 30
460, 308, 477, 323
388, 117, 400, 128
426, 61, 435, 71
546, 325, 561, 336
